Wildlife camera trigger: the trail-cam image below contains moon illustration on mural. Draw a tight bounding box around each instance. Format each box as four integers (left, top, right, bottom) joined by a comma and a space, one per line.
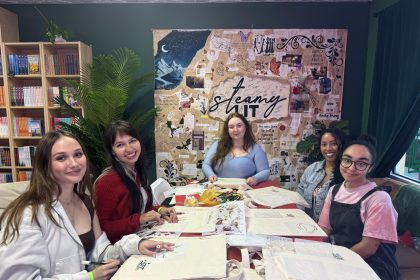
161, 45, 169, 53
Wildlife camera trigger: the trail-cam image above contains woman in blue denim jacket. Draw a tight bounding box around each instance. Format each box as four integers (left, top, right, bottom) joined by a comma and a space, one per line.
297, 128, 347, 221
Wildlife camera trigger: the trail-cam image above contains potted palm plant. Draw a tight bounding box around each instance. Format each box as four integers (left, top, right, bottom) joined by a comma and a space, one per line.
55, 48, 155, 178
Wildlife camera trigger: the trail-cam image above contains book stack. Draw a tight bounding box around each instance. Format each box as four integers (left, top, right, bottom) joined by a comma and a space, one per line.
0, 147, 11, 166
45, 52, 79, 75
52, 117, 76, 130
48, 86, 79, 107
14, 146, 36, 167
13, 117, 44, 137
0, 86, 5, 106
17, 170, 32, 181
9, 86, 43, 106
0, 117, 9, 137
7, 54, 41, 75
0, 173, 13, 183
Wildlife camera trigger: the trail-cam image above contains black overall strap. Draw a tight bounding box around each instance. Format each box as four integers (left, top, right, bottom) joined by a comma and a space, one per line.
331, 183, 342, 200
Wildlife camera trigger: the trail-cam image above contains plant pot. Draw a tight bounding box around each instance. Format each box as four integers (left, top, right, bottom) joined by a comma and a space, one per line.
54, 35, 66, 42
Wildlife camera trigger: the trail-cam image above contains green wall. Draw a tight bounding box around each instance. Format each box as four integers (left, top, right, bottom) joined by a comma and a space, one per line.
1, 2, 371, 180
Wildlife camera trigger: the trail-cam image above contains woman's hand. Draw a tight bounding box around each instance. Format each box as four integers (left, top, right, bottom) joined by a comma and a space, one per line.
208, 175, 218, 183
92, 259, 120, 280
139, 210, 164, 225
159, 207, 178, 223
246, 177, 257, 186
138, 240, 175, 257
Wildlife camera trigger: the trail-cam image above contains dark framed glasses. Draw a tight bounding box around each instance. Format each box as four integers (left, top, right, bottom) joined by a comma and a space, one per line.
340, 157, 371, 171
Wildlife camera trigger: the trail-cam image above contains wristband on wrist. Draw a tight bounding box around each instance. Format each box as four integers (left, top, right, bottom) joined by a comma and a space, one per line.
88, 271, 94, 280
157, 207, 163, 213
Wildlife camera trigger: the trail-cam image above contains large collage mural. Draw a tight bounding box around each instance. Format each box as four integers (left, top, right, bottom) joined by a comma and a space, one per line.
153, 29, 347, 189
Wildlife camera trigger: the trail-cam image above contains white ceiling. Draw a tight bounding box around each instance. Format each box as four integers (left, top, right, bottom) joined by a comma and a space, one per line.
0, 0, 371, 4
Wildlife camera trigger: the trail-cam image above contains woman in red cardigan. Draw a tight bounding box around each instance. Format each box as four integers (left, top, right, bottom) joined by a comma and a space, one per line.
95, 120, 177, 244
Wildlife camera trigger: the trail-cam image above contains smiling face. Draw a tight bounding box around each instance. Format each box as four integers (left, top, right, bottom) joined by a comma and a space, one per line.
340, 144, 373, 186
51, 136, 87, 189
320, 132, 339, 163
112, 132, 141, 168
227, 117, 246, 141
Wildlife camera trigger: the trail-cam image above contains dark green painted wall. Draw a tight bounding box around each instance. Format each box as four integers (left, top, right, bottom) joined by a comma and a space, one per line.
1, 2, 371, 179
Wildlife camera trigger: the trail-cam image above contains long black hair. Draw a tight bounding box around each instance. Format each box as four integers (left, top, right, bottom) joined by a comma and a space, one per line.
104, 120, 152, 213
319, 128, 348, 188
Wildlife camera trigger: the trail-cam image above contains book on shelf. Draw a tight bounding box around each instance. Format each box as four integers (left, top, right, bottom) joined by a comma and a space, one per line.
0, 60, 3, 75
8, 54, 32, 75
0, 86, 5, 106
10, 86, 44, 106
28, 119, 43, 136
48, 86, 79, 107
46, 52, 79, 75
0, 147, 12, 166
0, 173, 13, 183
17, 170, 32, 182
14, 117, 44, 137
0, 116, 9, 137
27, 54, 40, 74
52, 117, 75, 130
14, 146, 36, 167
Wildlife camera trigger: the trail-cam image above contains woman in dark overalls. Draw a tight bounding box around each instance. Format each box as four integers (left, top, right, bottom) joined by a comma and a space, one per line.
318, 135, 399, 280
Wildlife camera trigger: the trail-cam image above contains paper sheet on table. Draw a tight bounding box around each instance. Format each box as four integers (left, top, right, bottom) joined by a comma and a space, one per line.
155, 206, 217, 233
246, 186, 309, 208
213, 178, 251, 189
214, 201, 247, 234
111, 235, 227, 280
263, 240, 380, 280
164, 184, 206, 201
247, 209, 327, 237
156, 201, 247, 234
226, 234, 292, 248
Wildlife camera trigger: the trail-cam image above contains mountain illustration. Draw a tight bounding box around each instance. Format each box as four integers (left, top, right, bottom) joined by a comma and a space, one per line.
155, 58, 185, 89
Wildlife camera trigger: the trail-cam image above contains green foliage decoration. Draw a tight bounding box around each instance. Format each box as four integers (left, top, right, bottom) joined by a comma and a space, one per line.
296, 120, 350, 164
35, 6, 73, 43
55, 48, 156, 178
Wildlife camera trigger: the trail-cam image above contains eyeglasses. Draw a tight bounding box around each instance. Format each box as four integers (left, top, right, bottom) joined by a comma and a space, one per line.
340, 157, 371, 171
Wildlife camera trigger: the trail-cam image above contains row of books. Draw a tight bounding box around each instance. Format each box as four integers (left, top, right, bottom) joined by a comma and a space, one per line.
9, 86, 44, 106
0, 173, 13, 183
13, 117, 44, 137
45, 53, 79, 75
15, 146, 36, 167
0, 147, 11, 166
0, 117, 9, 138
0, 86, 5, 106
8, 54, 40, 75
49, 86, 80, 107
52, 117, 76, 130
17, 170, 32, 182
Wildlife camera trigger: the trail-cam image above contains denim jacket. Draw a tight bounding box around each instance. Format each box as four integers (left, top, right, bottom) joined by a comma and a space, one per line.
296, 160, 334, 222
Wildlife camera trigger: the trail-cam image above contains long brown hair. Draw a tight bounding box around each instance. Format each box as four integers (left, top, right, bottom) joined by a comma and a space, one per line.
0, 131, 93, 244
211, 112, 256, 169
